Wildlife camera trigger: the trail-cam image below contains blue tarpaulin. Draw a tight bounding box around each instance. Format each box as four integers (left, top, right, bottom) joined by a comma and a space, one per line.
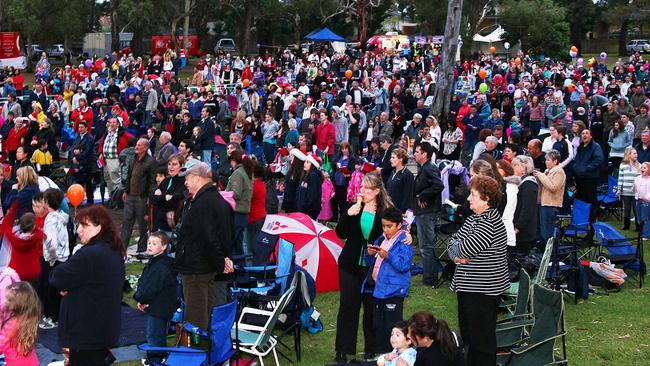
305, 27, 345, 42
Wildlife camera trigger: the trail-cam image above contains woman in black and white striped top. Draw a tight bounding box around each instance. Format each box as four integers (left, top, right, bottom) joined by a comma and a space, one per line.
447, 175, 508, 366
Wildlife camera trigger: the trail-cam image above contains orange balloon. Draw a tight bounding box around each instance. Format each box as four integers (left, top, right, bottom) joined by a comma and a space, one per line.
67, 184, 85, 207
514, 57, 522, 66
345, 70, 353, 79
570, 46, 578, 52
568, 84, 576, 92
242, 79, 250, 87
478, 69, 487, 79
489, 46, 496, 53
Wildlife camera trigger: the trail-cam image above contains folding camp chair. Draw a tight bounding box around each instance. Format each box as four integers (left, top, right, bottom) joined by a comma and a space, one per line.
138, 300, 237, 366
559, 199, 592, 247
232, 286, 296, 366
496, 269, 532, 348
231, 239, 295, 297
593, 222, 646, 288
597, 176, 622, 220
497, 284, 568, 366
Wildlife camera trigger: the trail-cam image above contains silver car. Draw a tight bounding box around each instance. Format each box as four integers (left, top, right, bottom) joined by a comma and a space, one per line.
626, 39, 650, 54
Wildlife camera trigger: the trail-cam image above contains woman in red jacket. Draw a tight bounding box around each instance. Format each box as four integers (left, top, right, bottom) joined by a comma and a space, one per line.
315, 109, 335, 160
1, 202, 44, 282
246, 163, 267, 252
70, 98, 94, 132
6, 118, 27, 164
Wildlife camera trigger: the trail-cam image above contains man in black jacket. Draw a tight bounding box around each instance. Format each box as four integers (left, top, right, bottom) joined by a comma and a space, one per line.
413, 142, 444, 287
71, 122, 96, 205
196, 107, 216, 164
176, 161, 234, 329
121, 138, 156, 253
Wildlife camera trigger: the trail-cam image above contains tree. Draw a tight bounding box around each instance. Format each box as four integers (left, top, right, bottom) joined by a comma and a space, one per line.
431, 0, 463, 121
499, 0, 570, 58
4, 0, 44, 68
606, 0, 650, 55
319, 0, 387, 41
557, 0, 596, 52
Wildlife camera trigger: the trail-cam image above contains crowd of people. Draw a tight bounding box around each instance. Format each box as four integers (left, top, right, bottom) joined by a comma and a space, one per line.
0, 41, 647, 365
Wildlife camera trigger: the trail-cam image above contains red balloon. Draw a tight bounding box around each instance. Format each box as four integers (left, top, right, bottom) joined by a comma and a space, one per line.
67, 184, 85, 207
493, 74, 503, 84
164, 71, 172, 78
629, 64, 636, 72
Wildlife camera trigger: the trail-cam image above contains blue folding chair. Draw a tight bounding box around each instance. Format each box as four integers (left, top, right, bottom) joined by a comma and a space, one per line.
562, 199, 591, 238
231, 239, 294, 296
138, 300, 237, 366
597, 176, 622, 220
593, 222, 646, 288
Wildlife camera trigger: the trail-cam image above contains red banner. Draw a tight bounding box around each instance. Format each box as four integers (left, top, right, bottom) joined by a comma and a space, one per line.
151, 35, 199, 56
0, 32, 21, 59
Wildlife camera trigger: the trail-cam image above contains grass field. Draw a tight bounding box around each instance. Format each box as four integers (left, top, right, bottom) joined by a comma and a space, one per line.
114, 219, 650, 366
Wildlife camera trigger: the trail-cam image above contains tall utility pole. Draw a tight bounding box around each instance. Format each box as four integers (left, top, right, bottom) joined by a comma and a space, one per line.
430, 0, 463, 122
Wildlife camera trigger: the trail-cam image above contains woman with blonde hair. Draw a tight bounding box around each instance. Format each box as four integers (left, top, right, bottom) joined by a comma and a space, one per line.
5, 166, 40, 216
618, 146, 641, 230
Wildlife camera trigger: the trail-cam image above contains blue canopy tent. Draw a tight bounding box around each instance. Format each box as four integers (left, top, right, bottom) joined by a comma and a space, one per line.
305, 27, 345, 42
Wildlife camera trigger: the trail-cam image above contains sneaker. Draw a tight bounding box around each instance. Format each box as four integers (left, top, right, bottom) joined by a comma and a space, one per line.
39, 317, 56, 330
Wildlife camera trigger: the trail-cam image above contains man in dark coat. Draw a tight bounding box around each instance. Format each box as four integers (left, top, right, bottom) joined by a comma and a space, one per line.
176, 161, 234, 329
412, 141, 444, 287
71, 121, 96, 205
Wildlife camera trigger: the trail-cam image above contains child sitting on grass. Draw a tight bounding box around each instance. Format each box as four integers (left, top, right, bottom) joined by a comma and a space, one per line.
134, 231, 177, 365
376, 321, 417, 366
362, 207, 414, 357
0, 282, 40, 365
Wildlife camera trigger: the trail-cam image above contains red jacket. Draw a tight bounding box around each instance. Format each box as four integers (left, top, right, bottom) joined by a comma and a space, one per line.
6, 126, 27, 152
2, 204, 43, 282
315, 121, 335, 153
71, 106, 94, 132
248, 178, 267, 223
98, 128, 134, 155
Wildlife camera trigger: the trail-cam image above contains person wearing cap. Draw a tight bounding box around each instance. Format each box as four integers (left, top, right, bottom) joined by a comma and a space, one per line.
295, 153, 323, 220
121, 138, 156, 253
175, 160, 234, 329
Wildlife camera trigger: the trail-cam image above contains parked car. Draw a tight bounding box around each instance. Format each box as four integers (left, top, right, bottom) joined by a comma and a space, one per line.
47, 44, 65, 59
215, 38, 237, 54
30, 44, 45, 61
626, 39, 650, 54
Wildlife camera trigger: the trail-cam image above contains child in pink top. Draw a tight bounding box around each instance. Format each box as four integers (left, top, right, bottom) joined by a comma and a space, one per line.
634, 162, 650, 239
0, 282, 39, 366
318, 171, 335, 222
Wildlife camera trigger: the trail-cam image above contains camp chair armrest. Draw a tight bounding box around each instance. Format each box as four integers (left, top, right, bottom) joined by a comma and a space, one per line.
137, 344, 206, 354
496, 313, 533, 324
496, 318, 534, 332
240, 306, 274, 319
510, 331, 567, 355
237, 265, 279, 272
555, 214, 572, 220
182, 322, 209, 338
601, 238, 640, 246
236, 322, 266, 333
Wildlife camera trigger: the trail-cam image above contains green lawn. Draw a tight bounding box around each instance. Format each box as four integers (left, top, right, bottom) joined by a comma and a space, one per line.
115, 219, 650, 365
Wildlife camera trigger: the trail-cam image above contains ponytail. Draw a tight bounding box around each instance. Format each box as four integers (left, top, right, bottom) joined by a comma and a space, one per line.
408, 311, 459, 360
434, 317, 457, 359
231, 149, 255, 178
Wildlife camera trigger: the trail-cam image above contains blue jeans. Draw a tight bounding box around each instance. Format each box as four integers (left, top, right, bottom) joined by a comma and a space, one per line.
636, 201, 650, 238
233, 212, 250, 261
146, 315, 168, 363
539, 206, 559, 242
416, 212, 439, 285
263, 142, 275, 165
201, 149, 212, 165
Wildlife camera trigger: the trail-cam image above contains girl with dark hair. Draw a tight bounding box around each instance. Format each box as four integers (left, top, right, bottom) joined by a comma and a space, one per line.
295, 153, 323, 220
281, 150, 306, 213
226, 149, 254, 258
407, 311, 465, 366
50, 205, 125, 366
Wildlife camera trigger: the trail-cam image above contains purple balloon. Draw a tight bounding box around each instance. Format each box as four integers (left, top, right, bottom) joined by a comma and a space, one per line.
507, 84, 516, 93
600, 52, 607, 60
569, 51, 577, 58
85, 59, 93, 68
576, 58, 583, 66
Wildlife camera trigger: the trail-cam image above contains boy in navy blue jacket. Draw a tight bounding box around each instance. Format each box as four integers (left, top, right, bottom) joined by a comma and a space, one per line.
134, 231, 177, 364
362, 207, 414, 356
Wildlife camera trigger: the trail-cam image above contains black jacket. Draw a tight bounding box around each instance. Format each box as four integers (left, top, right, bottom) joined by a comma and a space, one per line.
175, 184, 233, 277
336, 206, 384, 275
295, 170, 322, 220
514, 176, 539, 243
412, 161, 444, 216
50, 237, 125, 350
134, 254, 177, 319
72, 132, 96, 173
196, 117, 216, 150
386, 167, 415, 213
378, 145, 396, 183
151, 175, 187, 231
172, 119, 195, 146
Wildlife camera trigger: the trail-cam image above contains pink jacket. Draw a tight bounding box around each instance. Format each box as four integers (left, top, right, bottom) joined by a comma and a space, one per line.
0, 267, 20, 318
0, 317, 39, 365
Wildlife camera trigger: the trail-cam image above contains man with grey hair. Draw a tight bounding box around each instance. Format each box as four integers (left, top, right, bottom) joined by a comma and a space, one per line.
405, 112, 423, 141
122, 138, 156, 253
98, 117, 134, 206
512, 155, 538, 257
484, 135, 502, 160
155, 131, 178, 167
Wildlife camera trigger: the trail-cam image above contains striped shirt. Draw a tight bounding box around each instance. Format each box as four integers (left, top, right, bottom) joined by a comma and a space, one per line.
447, 208, 509, 295
618, 163, 640, 197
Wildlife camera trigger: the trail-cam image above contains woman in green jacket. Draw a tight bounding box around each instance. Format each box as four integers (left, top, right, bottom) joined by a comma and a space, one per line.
226, 149, 254, 258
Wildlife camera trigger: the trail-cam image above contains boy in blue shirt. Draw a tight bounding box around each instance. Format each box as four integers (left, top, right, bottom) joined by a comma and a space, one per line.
362, 207, 414, 356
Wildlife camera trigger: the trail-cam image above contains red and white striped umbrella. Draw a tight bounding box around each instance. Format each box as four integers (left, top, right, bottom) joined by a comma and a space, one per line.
262, 212, 343, 292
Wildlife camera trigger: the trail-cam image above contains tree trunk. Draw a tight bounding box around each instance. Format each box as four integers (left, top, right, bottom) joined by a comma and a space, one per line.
131, 28, 144, 56
26, 37, 33, 71
171, 18, 180, 52
241, 1, 254, 55
431, 0, 463, 121
110, 0, 120, 52
183, 0, 191, 51
357, 0, 368, 42
619, 18, 630, 56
